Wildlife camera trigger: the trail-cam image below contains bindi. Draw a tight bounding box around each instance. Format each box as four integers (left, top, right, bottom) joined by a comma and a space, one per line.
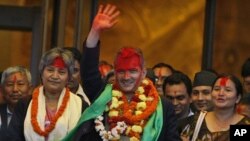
158, 68, 162, 78
173, 91, 177, 96
52, 56, 66, 69
219, 77, 229, 87
13, 75, 17, 83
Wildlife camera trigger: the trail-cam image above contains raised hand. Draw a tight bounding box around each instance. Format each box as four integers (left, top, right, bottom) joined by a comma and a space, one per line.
86, 4, 120, 48
92, 4, 120, 32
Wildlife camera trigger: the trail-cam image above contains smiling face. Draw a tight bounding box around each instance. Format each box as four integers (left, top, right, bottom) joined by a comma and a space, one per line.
192, 85, 213, 111
154, 67, 173, 95
115, 56, 145, 94
164, 83, 192, 119
67, 60, 80, 93
42, 65, 69, 95
114, 47, 146, 94
212, 77, 241, 110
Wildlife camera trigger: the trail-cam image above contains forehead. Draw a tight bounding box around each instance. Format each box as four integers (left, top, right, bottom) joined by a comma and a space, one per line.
165, 83, 189, 96
5, 72, 27, 82
45, 64, 68, 70
153, 67, 172, 76
115, 57, 141, 70
215, 78, 235, 87
74, 60, 80, 68
243, 76, 250, 82
193, 86, 212, 91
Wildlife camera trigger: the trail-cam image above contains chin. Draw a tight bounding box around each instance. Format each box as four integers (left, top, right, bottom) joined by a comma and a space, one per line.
119, 87, 135, 93
121, 89, 134, 93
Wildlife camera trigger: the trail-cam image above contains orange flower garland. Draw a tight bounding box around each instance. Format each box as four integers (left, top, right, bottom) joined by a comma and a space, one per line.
109, 79, 159, 123
31, 86, 70, 136
107, 78, 159, 140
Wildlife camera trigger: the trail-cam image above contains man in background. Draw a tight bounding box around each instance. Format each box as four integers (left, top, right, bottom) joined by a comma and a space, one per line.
152, 63, 175, 95
241, 58, 250, 94
0, 66, 32, 140
191, 70, 217, 112
163, 71, 193, 120
63, 47, 91, 105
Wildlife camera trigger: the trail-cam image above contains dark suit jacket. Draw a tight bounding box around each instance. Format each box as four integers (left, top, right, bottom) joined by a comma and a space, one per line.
0, 104, 8, 140
77, 43, 181, 141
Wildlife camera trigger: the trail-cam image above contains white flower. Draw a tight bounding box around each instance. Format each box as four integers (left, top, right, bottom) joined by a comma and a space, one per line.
117, 121, 128, 132
111, 128, 120, 138
96, 116, 104, 121
95, 124, 105, 131
99, 130, 106, 136
136, 102, 147, 111
95, 115, 128, 141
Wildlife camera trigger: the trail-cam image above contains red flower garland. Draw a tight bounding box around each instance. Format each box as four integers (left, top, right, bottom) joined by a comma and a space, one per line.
31, 86, 70, 136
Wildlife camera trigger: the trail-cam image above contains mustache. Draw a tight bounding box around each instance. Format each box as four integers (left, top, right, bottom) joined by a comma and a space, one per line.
9, 92, 22, 97
120, 79, 134, 83
48, 78, 61, 83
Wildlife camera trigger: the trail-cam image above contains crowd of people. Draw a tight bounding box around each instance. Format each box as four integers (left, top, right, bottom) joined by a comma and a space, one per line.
1, 3, 250, 141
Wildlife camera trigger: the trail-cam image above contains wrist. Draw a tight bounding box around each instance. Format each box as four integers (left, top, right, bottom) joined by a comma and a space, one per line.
86, 28, 100, 48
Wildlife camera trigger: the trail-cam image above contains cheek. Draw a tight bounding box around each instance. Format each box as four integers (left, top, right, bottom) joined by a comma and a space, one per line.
63, 76, 70, 82
211, 90, 217, 97
3, 88, 12, 95
204, 95, 212, 100
191, 95, 198, 100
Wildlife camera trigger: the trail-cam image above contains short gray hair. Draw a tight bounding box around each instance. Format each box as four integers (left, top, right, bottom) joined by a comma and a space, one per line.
39, 47, 74, 79
1, 66, 32, 85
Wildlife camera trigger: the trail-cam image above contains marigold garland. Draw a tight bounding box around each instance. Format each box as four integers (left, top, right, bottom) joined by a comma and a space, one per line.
109, 79, 159, 124
31, 86, 70, 136
95, 78, 159, 140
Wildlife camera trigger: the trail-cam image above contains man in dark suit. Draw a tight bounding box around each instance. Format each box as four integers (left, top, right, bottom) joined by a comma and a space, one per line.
0, 66, 32, 140
62, 4, 180, 141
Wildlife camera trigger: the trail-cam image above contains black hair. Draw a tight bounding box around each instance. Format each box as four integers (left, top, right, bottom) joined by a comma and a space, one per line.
241, 58, 250, 77
162, 71, 192, 96
152, 62, 175, 73
63, 47, 82, 63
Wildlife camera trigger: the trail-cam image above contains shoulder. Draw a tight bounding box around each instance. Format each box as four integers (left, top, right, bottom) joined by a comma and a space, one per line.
70, 92, 83, 104
238, 115, 250, 125
0, 104, 7, 116
178, 113, 200, 133
159, 95, 172, 107
70, 92, 89, 113
0, 103, 7, 110
17, 95, 32, 108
